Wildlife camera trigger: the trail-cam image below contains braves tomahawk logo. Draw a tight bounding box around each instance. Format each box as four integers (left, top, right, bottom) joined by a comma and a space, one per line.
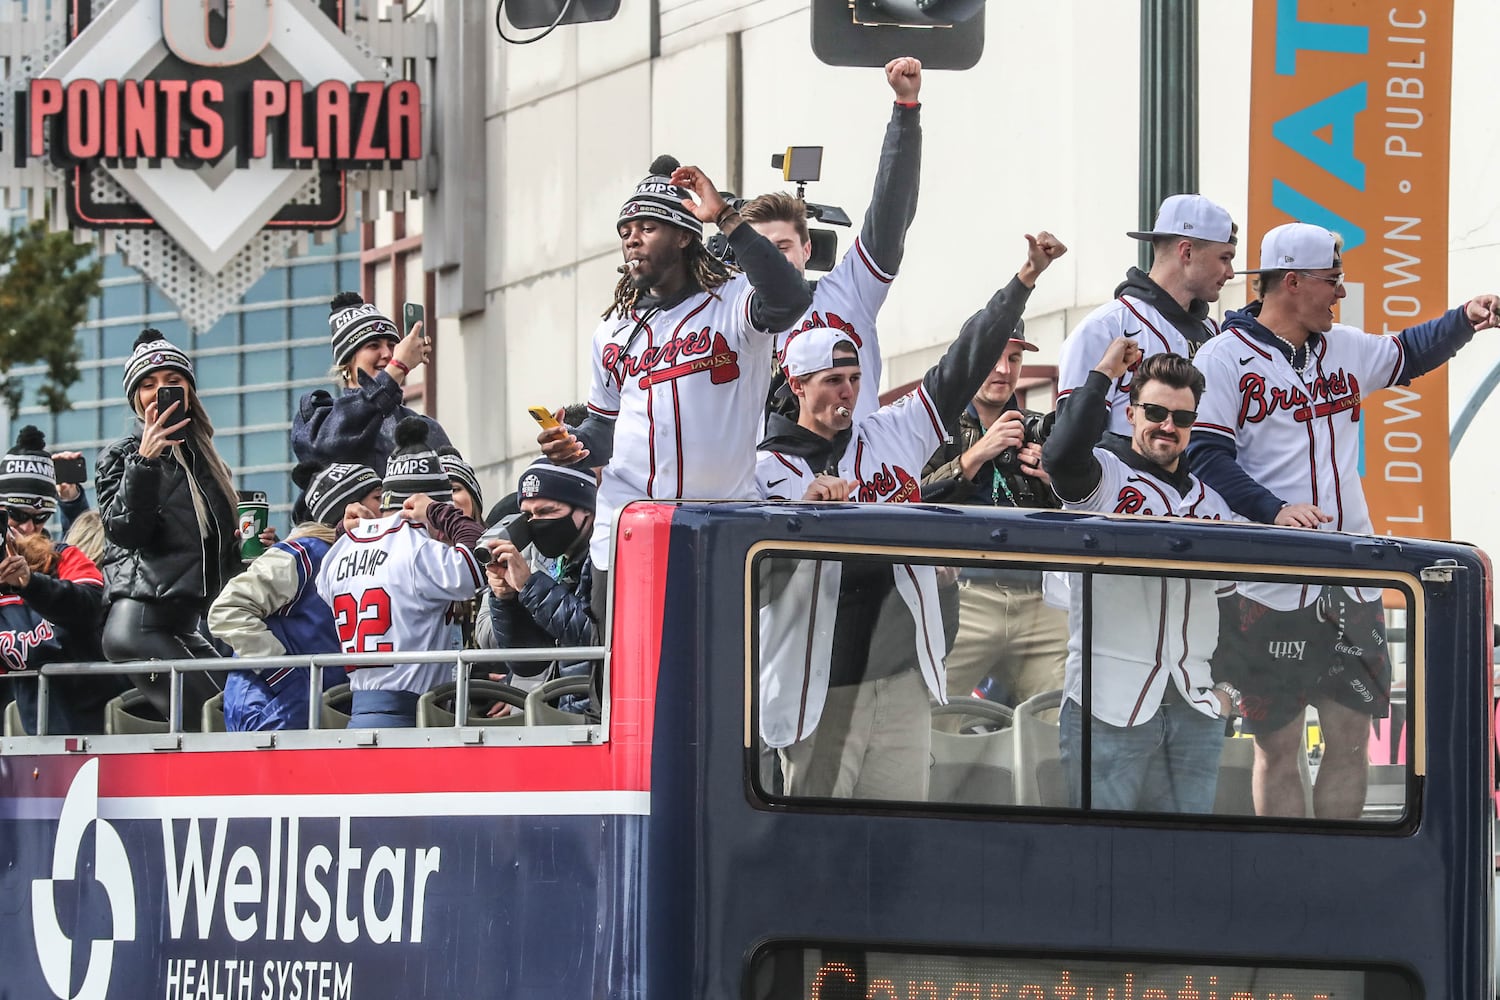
1237, 370, 1362, 426
856, 463, 920, 504
32, 759, 136, 1000
603, 329, 740, 389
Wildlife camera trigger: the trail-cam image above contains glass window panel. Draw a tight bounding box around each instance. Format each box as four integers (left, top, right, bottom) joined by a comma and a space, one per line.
200, 394, 238, 431
290, 262, 336, 300
242, 308, 287, 346
241, 470, 289, 507
243, 347, 288, 385
243, 430, 289, 467
338, 229, 362, 253
100, 323, 141, 362
102, 254, 132, 280
242, 266, 287, 305
55, 406, 98, 445
215, 433, 242, 468
196, 354, 238, 391
290, 304, 327, 342
99, 403, 129, 438
101, 282, 143, 320
243, 388, 289, 423
752, 552, 1412, 826
145, 284, 174, 316
76, 329, 102, 362
337, 258, 362, 292
292, 344, 332, 381
193, 313, 237, 351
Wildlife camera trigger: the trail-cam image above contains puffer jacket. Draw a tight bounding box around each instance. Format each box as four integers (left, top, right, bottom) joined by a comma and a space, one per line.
95, 430, 241, 612
485, 552, 597, 679
291, 369, 451, 477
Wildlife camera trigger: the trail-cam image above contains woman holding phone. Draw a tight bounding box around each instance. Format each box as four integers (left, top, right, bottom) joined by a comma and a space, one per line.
95, 330, 242, 726
291, 291, 449, 476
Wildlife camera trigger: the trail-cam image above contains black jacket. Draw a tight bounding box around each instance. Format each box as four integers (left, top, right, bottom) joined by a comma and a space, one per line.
291, 369, 452, 477
95, 431, 241, 613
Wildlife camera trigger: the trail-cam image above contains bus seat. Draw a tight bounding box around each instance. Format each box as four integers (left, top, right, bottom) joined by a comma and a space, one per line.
202, 692, 227, 733
105, 689, 169, 735
321, 684, 352, 730
1012, 689, 1063, 806
3, 699, 19, 737
929, 697, 1015, 805
418, 680, 528, 727
1213, 735, 1256, 815
524, 675, 593, 726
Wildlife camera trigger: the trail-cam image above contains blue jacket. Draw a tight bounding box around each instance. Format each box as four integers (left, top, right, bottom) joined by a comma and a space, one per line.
209, 535, 343, 731
291, 369, 451, 476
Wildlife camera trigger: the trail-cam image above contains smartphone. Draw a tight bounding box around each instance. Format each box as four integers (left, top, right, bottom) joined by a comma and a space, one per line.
53, 455, 88, 484
156, 385, 188, 421
528, 405, 561, 430
403, 302, 425, 340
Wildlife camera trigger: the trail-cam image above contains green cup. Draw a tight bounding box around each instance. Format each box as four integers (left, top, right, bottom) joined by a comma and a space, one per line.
237, 490, 270, 561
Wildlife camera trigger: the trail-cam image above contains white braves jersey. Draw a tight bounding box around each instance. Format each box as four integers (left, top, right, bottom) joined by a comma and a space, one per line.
755, 385, 949, 747
775, 236, 895, 423
1058, 449, 1240, 726
1194, 323, 1403, 609
1057, 294, 1220, 436
315, 512, 484, 695
587, 273, 774, 571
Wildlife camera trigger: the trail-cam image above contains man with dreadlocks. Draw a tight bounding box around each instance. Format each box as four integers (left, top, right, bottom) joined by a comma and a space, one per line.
539, 156, 813, 607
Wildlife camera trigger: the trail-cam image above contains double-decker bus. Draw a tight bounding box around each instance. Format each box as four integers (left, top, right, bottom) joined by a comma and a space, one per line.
0, 500, 1492, 999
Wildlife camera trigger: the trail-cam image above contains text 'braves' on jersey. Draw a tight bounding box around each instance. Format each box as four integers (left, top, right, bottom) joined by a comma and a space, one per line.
586, 273, 773, 571
315, 512, 483, 695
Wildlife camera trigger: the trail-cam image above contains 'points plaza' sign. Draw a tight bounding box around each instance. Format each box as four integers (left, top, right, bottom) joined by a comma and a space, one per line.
0, 0, 431, 330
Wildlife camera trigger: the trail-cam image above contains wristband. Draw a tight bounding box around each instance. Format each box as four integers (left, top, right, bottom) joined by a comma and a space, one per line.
388, 358, 411, 376
715, 205, 740, 229
895, 100, 919, 108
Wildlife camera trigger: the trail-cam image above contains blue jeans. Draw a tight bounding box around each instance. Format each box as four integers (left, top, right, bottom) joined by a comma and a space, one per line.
1059, 698, 1224, 813
348, 690, 421, 729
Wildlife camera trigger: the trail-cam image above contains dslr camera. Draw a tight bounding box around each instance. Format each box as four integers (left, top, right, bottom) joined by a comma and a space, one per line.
996, 411, 1054, 470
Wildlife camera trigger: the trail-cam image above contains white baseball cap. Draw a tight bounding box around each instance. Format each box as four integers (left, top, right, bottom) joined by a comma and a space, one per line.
783, 328, 859, 378
1237, 222, 1342, 274
1127, 194, 1238, 245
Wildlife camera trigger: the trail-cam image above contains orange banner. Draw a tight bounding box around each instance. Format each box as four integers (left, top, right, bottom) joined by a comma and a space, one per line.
1248, 0, 1453, 538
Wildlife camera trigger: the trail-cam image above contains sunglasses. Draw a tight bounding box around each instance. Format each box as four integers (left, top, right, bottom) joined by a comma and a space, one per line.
1133, 402, 1197, 429
1297, 271, 1344, 289
5, 508, 51, 526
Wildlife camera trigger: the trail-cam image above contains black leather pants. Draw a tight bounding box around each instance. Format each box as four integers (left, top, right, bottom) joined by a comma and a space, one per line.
102, 598, 225, 729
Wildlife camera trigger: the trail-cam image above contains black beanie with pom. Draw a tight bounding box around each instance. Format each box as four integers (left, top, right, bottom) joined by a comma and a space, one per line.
616, 154, 702, 238
380, 418, 451, 508
0, 425, 57, 512
122, 328, 194, 402
328, 291, 400, 367
294, 460, 382, 527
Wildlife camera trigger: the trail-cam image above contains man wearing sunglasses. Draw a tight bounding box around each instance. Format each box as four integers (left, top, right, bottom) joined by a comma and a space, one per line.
1187, 221, 1500, 820
1041, 339, 1244, 813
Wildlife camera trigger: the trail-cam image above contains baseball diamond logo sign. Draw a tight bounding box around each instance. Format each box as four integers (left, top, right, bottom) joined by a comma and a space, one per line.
0, 0, 431, 330
32, 759, 137, 1000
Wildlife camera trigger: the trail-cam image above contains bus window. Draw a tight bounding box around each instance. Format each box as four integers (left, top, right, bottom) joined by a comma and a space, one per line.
752, 551, 1413, 826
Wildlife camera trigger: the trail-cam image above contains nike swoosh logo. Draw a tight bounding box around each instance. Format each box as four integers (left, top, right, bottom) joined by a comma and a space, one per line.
1121, 328, 1142, 338
1239, 356, 1254, 365
767, 478, 787, 488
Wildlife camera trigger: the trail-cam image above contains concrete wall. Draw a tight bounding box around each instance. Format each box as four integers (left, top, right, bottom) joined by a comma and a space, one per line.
432, 1, 1500, 553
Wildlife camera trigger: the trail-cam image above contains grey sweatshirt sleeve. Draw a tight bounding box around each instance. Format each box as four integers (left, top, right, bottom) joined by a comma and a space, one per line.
920, 276, 1033, 431
859, 103, 922, 275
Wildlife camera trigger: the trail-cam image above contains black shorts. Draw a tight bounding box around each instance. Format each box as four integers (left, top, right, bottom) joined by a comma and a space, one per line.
1214, 589, 1391, 734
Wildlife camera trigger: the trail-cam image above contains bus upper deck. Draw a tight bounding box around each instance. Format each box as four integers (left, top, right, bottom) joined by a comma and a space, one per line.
0, 500, 1491, 999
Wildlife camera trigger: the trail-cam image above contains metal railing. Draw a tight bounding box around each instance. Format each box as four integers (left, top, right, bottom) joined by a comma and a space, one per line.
1, 645, 606, 739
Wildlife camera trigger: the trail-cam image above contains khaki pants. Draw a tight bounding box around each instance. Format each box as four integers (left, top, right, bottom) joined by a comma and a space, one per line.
940, 578, 1067, 730
779, 668, 931, 801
